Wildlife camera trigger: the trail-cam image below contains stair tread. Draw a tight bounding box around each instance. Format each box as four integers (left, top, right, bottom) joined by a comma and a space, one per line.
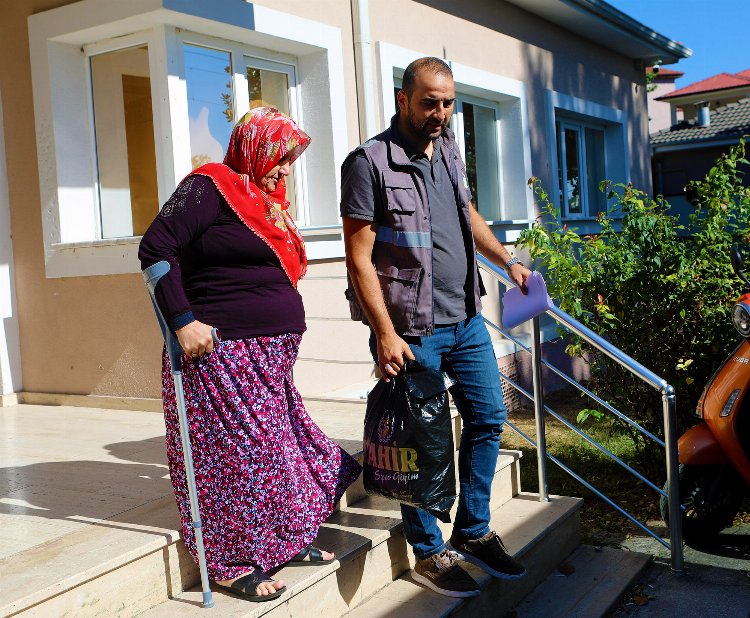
1, 397, 521, 617
515, 545, 652, 618
0, 399, 369, 616
0, 495, 182, 616
343, 494, 582, 618
140, 493, 581, 618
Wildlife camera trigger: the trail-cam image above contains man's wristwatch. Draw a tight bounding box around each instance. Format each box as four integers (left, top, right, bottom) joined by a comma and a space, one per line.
505, 256, 522, 271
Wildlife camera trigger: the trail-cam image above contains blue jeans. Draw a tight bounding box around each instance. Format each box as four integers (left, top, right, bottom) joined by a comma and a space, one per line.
369, 312, 507, 559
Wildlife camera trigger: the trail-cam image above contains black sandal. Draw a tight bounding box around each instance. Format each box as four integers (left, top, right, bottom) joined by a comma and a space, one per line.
288, 544, 335, 565
220, 569, 286, 602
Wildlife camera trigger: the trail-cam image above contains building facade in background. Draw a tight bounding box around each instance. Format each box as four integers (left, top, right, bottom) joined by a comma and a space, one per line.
647, 66, 684, 134
651, 68, 750, 222
0, 0, 687, 405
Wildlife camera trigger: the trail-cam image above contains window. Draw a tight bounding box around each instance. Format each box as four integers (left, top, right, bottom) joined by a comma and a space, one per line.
555, 120, 607, 218
90, 44, 158, 239
183, 44, 303, 220
29, 2, 348, 277
546, 90, 629, 224
392, 78, 505, 221
454, 97, 502, 220
184, 44, 234, 169
245, 58, 301, 220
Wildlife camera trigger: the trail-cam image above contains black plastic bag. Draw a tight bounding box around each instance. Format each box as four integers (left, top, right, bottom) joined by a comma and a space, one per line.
363, 362, 456, 522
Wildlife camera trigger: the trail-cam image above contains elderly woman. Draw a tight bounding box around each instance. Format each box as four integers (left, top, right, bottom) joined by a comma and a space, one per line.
139, 108, 360, 602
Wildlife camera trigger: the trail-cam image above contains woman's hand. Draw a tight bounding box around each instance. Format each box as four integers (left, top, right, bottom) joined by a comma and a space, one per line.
176, 321, 215, 358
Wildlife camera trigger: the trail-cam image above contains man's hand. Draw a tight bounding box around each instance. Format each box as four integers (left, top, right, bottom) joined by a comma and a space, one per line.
508, 262, 532, 294
176, 320, 215, 358
377, 331, 416, 382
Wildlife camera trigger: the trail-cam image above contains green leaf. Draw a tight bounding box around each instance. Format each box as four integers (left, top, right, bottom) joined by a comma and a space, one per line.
577, 408, 605, 424
514, 137, 749, 458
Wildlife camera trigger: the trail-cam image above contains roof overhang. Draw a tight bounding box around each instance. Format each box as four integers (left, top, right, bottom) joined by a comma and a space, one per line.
652, 137, 745, 154
505, 0, 692, 65
656, 86, 750, 105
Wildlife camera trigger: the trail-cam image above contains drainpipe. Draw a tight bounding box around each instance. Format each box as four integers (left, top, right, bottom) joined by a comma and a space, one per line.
351, 0, 378, 141
0, 90, 22, 401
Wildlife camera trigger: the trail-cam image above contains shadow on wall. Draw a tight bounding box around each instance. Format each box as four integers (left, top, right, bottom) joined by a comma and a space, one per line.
413, 0, 648, 194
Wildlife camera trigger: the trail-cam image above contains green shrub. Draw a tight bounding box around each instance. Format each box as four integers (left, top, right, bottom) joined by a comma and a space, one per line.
517, 138, 750, 473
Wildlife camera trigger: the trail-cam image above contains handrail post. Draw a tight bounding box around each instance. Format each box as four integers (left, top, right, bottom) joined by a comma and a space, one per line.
531, 315, 549, 501
663, 385, 684, 575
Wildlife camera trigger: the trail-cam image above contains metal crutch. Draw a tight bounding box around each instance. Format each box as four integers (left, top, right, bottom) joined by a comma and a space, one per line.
143, 260, 216, 609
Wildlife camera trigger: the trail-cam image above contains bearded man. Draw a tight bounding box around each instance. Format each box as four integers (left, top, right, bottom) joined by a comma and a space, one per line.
341, 58, 531, 597
340, 56, 531, 598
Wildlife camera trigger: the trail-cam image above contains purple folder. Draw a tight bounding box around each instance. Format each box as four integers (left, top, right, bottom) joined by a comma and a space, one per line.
501, 271, 554, 330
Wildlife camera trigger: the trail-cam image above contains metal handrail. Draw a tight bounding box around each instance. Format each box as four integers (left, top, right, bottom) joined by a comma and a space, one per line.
499, 365, 667, 492
477, 254, 684, 575
485, 319, 666, 446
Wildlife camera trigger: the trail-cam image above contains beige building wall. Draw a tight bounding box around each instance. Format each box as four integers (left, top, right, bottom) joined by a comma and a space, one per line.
2, 0, 364, 400
2, 0, 653, 402
368, 0, 650, 192
649, 79, 679, 134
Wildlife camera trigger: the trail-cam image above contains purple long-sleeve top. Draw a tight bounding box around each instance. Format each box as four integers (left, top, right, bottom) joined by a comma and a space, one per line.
138, 175, 306, 339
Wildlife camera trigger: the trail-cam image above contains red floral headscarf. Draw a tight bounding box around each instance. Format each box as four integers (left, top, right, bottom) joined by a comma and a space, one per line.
190, 107, 311, 286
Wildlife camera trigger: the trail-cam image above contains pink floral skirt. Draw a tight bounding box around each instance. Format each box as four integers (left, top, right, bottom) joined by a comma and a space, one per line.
161, 334, 361, 580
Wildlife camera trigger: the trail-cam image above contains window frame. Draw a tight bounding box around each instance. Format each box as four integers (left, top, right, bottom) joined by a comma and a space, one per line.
177, 32, 309, 225
452, 94, 504, 222
556, 118, 609, 220
85, 33, 156, 240
545, 90, 629, 225
242, 55, 308, 225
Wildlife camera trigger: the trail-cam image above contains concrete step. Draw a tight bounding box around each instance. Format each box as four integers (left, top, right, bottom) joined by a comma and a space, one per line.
0, 400, 365, 618
343, 493, 583, 618
1, 397, 529, 618
134, 450, 523, 618
294, 357, 375, 398
1, 455, 382, 618
515, 545, 652, 618
2, 426, 519, 618
1, 495, 191, 618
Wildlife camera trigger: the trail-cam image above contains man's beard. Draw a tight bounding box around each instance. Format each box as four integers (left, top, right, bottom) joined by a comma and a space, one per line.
406, 105, 447, 140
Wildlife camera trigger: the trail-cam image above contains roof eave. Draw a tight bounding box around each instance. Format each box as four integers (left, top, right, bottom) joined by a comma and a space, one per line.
652, 136, 748, 153
656, 85, 750, 104
505, 0, 692, 64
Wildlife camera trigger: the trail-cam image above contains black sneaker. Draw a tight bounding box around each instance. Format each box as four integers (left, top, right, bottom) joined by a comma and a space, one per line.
412, 549, 481, 598
448, 531, 527, 580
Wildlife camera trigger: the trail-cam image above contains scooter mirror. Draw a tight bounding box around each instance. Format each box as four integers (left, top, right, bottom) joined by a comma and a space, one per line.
731, 245, 750, 286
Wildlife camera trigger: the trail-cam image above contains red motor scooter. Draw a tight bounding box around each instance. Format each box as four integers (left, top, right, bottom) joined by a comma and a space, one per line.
661, 247, 750, 539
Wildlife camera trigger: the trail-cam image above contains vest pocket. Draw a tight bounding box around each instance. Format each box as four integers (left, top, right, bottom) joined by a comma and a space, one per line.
383, 171, 416, 213
376, 265, 423, 331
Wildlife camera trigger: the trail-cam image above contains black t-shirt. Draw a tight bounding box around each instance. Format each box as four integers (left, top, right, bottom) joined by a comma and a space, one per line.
139, 175, 306, 338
